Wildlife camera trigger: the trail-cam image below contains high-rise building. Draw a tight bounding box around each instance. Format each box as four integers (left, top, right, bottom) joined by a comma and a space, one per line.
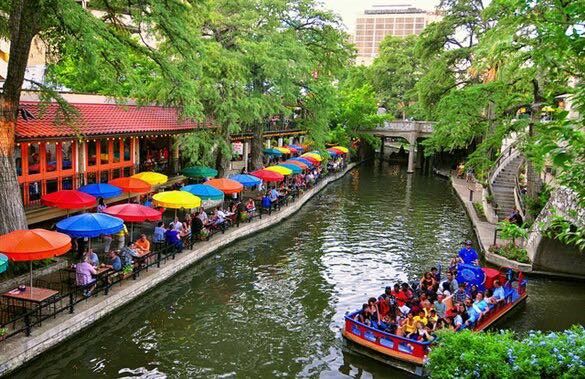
353, 4, 441, 65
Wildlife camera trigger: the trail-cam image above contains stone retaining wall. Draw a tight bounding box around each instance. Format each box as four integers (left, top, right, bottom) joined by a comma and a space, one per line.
0, 163, 359, 376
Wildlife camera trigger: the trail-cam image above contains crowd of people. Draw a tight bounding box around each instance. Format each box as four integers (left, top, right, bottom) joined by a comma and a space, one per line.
352, 241, 508, 342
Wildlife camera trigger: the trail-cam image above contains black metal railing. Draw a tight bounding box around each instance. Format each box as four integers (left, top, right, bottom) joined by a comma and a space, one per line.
0, 161, 350, 342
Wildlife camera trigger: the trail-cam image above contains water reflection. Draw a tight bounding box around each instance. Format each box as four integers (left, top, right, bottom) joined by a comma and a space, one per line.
13, 162, 585, 378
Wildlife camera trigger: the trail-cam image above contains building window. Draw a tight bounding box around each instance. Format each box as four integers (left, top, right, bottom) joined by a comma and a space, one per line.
62, 141, 73, 170
123, 138, 131, 161
46, 142, 57, 172
113, 139, 121, 163
28, 143, 40, 175
14, 145, 22, 176
100, 139, 109, 164
87, 141, 97, 167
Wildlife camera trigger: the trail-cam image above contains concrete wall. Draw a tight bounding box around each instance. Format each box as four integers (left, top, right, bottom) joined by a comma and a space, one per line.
532, 237, 585, 276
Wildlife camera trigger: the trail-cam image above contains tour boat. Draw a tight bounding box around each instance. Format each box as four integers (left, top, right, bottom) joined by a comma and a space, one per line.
342, 265, 528, 376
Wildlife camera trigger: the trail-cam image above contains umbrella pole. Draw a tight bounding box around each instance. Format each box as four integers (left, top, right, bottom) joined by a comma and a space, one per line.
30, 261, 33, 294
131, 223, 134, 242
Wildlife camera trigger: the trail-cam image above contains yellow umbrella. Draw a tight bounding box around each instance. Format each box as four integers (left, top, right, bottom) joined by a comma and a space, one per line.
153, 191, 201, 209
274, 147, 291, 154
132, 172, 168, 185
266, 165, 293, 176
333, 146, 349, 154
302, 153, 323, 162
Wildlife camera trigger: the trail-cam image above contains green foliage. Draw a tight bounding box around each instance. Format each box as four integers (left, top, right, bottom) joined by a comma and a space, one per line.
428, 326, 585, 379
473, 202, 486, 221
524, 184, 551, 220
489, 244, 530, 263
498, 220, 528, 244
121, 265, 134, 275
327, 67, 389, 148
370, 35, 420, 119
542, 215, 585, 252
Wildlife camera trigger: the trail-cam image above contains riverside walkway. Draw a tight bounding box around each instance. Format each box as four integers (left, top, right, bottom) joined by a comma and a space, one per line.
0, 163, 358, 376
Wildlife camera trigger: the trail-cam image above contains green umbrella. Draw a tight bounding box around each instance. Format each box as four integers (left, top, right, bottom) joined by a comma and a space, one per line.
182, 166, 218, 178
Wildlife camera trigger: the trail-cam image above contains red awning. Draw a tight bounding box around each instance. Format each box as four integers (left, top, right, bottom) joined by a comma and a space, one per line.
16, 101, 213, 140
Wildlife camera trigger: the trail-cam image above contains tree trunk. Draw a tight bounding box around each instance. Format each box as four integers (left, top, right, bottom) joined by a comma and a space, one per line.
0, 0, 40, 233
526, 79, 544, 202
250, 123, 264, 171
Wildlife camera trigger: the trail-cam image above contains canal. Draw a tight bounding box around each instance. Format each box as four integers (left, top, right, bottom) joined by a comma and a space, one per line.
14, 162, 585, 378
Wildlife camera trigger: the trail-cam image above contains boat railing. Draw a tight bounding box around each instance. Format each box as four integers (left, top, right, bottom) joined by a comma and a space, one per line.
344, 312, 432, 360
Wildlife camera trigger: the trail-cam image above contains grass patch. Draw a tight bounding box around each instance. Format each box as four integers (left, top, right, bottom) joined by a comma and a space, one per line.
473, 202, 487, 222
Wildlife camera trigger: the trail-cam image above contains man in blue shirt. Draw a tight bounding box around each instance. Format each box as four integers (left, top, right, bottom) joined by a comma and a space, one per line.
492, 280, 506, 304
105, 251, 122, 272
458, 240, 479, 265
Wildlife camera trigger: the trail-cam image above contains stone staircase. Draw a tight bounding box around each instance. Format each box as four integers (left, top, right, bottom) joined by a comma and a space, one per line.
490, 153, 524, 220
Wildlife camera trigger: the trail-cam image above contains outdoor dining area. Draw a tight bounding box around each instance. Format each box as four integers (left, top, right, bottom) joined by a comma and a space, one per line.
0, 145, 350, 342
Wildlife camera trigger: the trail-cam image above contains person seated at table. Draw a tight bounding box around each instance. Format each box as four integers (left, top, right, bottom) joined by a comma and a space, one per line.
85, 249, 99, 268
165, 224, 184, 252
76, 256, 97, 297
104, 250, 122, 272
269, 187, 280, 203
135, 234, 151, 254
153, 221, 166, 243
170, 217, 183, 233
458, 240, 479, 265
143, 195, 154, 208
197, 207, 209, 225
181, 217, 192, 238
191, 214, 204, 238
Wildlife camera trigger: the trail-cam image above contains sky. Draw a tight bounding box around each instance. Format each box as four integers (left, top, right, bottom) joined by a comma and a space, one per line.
321, 0, 441, 33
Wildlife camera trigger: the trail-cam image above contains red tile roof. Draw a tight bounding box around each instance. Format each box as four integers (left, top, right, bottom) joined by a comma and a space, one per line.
16, 101, 212, 140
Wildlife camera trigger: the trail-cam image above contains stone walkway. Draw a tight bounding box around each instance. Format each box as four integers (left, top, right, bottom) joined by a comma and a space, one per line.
0, 163, 359, 376
449, 175, 532, 271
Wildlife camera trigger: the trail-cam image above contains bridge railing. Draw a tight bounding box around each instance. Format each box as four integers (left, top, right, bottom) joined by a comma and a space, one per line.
375, 121, 435, 133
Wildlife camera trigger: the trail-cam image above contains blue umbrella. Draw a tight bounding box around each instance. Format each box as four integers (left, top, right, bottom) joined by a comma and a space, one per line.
278, 164, 302, 175
0, 253, 8, 274
230, 174, 262, 188
56, 213, 124, 238
290, 157, 314, 168
182, 184, 224, 201
78, 183, 123, 199
263, 148, 283, 157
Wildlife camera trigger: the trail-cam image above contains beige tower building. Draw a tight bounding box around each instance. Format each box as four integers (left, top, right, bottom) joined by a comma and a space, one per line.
353, 4, 441, 65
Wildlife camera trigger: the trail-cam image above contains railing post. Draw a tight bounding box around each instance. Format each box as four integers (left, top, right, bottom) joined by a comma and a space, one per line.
493, 229, 498, 245
157, 249, 162, 268
24, 313, 31, 337
469, 189, 473, 202
69, 291, 75, 314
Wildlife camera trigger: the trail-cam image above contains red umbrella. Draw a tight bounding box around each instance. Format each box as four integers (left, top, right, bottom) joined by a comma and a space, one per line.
330, 147, 347, 155
284, 160, 309, 171
110, 177, 151, 194
285, 146, 298, 154
206, 178, 244, 195
103, 204, 162, 222
250, 169, 285, 183
41, 190, 96, 209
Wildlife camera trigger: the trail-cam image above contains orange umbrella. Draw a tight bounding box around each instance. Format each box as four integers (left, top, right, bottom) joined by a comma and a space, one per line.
206, 178, 244, 195
0, 229, 71, 291
110, 177, 152, 194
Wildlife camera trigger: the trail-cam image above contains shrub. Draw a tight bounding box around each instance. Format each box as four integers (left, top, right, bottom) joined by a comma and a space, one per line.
428, 326, 585, 378
488, 244, 530, 263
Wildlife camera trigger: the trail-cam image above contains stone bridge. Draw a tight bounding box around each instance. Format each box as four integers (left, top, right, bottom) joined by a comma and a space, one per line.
369, 121, 435, 173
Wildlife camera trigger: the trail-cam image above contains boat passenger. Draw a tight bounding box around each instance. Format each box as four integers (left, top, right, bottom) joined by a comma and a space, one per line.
354, 304, 370, 325
430, 266, 441, 283
468, 284, 479, 300
453, 309, 464, 331
419, 272, 436, 294
458, 240, 479, 265
492, 280, 506, 303
413, 321, 433, 341
377, 295, 392, 319
366, 297, 381, 329
453, 283, 468, 304
445, 271, 459, 294
413, 310, 428, 328
433, 294, 447, 319
400, 312, 417, 337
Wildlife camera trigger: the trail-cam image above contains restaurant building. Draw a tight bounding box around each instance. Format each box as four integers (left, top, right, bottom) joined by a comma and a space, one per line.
16, 93, 305, 225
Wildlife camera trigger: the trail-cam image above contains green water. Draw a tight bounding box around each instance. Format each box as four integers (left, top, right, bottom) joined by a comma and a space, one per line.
13, 162, 585, 378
